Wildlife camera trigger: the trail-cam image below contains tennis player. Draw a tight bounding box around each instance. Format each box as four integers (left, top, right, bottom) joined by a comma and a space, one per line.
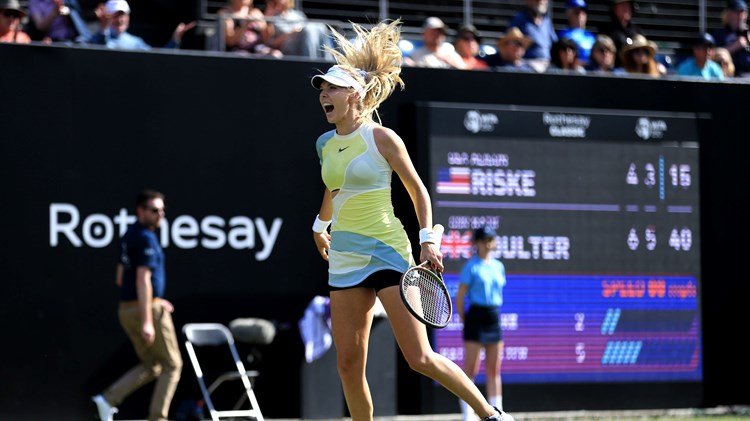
310, 20, 506, 421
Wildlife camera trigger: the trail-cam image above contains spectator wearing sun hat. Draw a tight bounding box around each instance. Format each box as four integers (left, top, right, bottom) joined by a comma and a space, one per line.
87, 0, 195, 50
0, 0, 31, 43
712, 0, 750, 76
557, 0, 596, 65
620, 33, 661, 77
484, 27, 535, 72
677, 32, 724, 80
405, 16, 465, 69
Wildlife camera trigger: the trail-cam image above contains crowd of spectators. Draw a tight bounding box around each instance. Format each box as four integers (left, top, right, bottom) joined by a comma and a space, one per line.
2, 0, 749, 81
400, 0, 746, 81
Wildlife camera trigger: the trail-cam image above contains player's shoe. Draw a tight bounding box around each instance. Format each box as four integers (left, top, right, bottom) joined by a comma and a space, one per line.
483, 407, 515, 421
91, 394, 118, 421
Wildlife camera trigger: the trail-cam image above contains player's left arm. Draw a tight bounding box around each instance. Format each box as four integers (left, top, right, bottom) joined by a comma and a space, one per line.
374, 126, 443, 270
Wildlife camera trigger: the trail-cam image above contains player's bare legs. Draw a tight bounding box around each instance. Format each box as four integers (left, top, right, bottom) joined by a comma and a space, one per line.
330, 288, 376, 421
377, 285, 498, 419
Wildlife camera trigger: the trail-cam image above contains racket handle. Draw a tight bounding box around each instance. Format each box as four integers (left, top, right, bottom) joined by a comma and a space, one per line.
432, 224, 444, 248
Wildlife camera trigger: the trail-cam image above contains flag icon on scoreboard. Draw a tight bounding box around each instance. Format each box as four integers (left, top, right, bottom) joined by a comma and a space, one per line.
436, 167, 471, 194
441, 229, 473, 259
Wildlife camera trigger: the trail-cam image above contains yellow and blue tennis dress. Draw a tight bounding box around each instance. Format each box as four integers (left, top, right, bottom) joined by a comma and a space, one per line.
316, 122, 415, 288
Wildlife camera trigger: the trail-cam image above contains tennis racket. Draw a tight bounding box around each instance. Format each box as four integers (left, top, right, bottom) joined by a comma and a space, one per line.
400, 224, 452, 329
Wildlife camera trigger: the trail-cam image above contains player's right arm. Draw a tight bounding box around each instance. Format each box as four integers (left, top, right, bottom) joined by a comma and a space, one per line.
313, 189, 333, 261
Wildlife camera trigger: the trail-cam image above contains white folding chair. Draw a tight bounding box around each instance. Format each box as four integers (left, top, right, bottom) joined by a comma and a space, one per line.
183, 323, 264, 421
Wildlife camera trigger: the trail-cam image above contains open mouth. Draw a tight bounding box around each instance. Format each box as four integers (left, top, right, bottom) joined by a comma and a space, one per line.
323, 103, 334, 113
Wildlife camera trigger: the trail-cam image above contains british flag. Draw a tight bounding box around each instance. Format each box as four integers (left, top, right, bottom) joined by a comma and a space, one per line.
440, 229, 473, 260
436, 167, 471, 194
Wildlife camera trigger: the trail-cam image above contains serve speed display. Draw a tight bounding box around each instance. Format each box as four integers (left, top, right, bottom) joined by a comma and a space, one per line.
422, 103, 702, 384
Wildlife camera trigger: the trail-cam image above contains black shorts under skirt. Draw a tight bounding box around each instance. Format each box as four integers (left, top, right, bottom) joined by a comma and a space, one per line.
463, 305, 503, 344
329, 270, 401, 293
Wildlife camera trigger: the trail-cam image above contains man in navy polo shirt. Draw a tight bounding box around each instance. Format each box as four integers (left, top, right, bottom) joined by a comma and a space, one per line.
508, 0, 558, 72
92, 190, 182, 421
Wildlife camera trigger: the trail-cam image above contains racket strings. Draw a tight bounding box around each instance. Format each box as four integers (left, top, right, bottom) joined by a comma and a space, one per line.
402, 269, 451, 326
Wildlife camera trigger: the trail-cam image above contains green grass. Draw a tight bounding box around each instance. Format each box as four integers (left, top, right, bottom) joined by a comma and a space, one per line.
513, 407, 750, 421
586, 418, 750, 421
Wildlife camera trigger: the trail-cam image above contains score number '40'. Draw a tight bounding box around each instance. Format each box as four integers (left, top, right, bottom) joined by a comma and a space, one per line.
627, 227, 693, 251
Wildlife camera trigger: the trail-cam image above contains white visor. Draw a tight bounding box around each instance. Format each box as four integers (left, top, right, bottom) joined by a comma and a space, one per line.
311, 66, 365, 97
105, 0, 131, 14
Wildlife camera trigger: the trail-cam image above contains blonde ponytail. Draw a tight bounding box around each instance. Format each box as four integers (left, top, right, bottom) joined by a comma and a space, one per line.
322, 20, 405, 123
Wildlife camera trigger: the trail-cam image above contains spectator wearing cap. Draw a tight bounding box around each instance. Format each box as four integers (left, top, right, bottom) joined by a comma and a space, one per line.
87, 0, 195, 51
712, 0, 750, 76
406, 16, 465, 69
547, 37, 586, 74
620, 33, 661, 77
508, 0, 557, 72
454, 24, 489, 70
557, 0, 596, 65
484, 27, 535, 72
584, 34, 626, 75
677, 33, 724, 80
601, 0, 645, 67
456, 225, 507, 421
0, 0, 31, 43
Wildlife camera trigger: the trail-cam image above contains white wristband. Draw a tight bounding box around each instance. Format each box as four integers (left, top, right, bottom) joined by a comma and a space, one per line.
312, 214, 331, 233
419, 228, 438, 244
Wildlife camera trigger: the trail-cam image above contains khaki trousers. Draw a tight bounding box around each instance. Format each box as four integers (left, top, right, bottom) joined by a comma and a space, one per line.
104, 301, 183, 421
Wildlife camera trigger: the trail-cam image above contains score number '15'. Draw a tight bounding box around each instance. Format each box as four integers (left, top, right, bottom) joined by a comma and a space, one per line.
626, 163, 691, 188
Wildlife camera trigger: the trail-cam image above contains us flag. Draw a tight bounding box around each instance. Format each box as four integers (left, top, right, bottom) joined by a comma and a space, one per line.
436, 167, 471, 194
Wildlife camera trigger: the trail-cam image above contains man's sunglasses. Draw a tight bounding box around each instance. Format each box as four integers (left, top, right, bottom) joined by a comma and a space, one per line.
1, 10, 21, 18
144, 206, 166, 215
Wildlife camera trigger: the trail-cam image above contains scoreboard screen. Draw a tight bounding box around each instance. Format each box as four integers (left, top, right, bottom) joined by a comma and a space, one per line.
422, 103, 702, 384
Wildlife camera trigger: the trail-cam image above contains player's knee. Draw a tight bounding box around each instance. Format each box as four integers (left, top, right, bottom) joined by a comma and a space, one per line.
336, 353, 365, 380
167, 357, 183, 373
404, 351, 435, 374
149, 363, 163, 377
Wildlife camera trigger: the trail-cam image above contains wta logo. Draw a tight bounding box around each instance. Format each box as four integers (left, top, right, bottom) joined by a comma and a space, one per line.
463, 110, 499, 133
635, 117, 668, 140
